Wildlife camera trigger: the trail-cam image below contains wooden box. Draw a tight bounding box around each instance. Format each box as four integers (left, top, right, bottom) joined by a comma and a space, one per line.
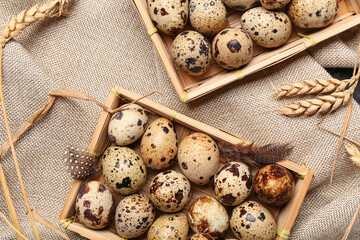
59, 87, 313, 239
132, 0, 360, 102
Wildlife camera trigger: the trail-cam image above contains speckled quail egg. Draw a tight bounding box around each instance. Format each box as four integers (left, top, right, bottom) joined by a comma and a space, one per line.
213, 162, 252, 206
115, 193, 155, 238
148, 212, 189, 239
288, 0, 338, 28
178, 132, 220, 185
101, 146, 147, 195
148, 0, 188, 35
75, 181, 115, 229
241, 7, 292, 48
253, 164, 295, 206
260, 0, 290, 9
172, 31, 212, 76
150, 170, 191, 212
108, 104, 148, 146
230, 201, 276, 240
140, 118, 178, 170
222, 0, 259, 11
189, 0, 227, 36
188, 196, 229, 239
212, 28, 253, 70
190, 233, 215, 239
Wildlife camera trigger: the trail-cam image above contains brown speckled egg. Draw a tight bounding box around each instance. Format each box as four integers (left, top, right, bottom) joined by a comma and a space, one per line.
260, 0, 290, 9
178, 132, 220, 185
253, 164, 295, 206
108, 104, 148, 146
190, 233, 215, 239
172, 31, 212, 76
150, 170, 191, 212
140, 118, 178, 170
148, 0, 188, 35
148, 212, 189, 239
213, 162, 252, 206
288, 0, 338, 28
188, 196, 229, 239
189, 0, 227, 36
222, 0, 259, 11
212, 28, 253, 70
101, 146, 147, 195
75, 181, 115, 229
230, 201, 276, 240
241, 7, 292, 48
115, 193, 155, 238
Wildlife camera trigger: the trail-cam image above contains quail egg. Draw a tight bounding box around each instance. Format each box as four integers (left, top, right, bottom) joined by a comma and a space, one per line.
260, 0, 290, 9
75, 181, 115, 229
230, 201, 276, 240
241, 7, 292, 48
222, 0, 259, 11
101, 146, 147, 195
108, 104, 148, 146
115, 193, 155, 238
140, 118, 178, 170
212, 28, 253, 70
190, 233, 215, 239
178, 132, 220, 185
148, 212, 189, 239
172, 31, 212, 76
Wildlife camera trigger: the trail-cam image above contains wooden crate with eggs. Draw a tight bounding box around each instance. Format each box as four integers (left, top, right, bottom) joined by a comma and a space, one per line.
59, 87, 313, 240
132, 0, 360, 102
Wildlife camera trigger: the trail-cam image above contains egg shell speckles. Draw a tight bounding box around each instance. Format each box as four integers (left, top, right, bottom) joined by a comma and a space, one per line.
222, 0, 259, 11
190, 233, 215, 239
253, 164, 295, 206
188, 196, 229, 239
108, 104, 148, 146
260, 0, 290, 10
287, 0, 338, 28
213, 162, 252, 206
101, 146, 147, 195
150, 170, 191, 212
241, 7, 292, 48
147, 212, 189, 239
178, 132, 220, 185
115, 193, 155, 238
140, 118, 178, 170
189, 0, 227, 36
75, 181, 115, 229
172, 31, 212, 76
212, 28, 253, 70
230, 201, 276, 240
148, 0, 188, 35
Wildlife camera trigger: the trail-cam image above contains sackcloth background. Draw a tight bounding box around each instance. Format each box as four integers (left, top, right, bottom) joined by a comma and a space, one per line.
1, 0, 360, 239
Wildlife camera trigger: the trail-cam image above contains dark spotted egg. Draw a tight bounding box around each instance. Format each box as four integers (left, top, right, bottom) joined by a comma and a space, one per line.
260, 0, 290, 9
108, 104, 148, 146
75, 181, 115, 229
149, 170, 191, 212
212, 28, 253, 70
190, 233, 215, 239
230, 201, 276, 240
178, 132, 220, 185
140, 118, 178, 170
288, 0, 338, 28
241, 7, 292, 48
171, 31, 212, 76
188, 196, 229, 239
222, 0, 259, 11
147, 212, 189, 239
213, 162, 252, 206
148, 0, 188, 35
101, 146, 147, 195
189, 0, 227, 36
115, 193, 155, 238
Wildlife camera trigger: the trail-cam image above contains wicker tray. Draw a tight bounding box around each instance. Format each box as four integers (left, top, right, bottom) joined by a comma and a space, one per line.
132, 0, 360, 102
59, 87, 313, 240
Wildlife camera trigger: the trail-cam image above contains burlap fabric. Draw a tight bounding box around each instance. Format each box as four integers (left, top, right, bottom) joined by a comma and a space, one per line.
1, 1, 360, 239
